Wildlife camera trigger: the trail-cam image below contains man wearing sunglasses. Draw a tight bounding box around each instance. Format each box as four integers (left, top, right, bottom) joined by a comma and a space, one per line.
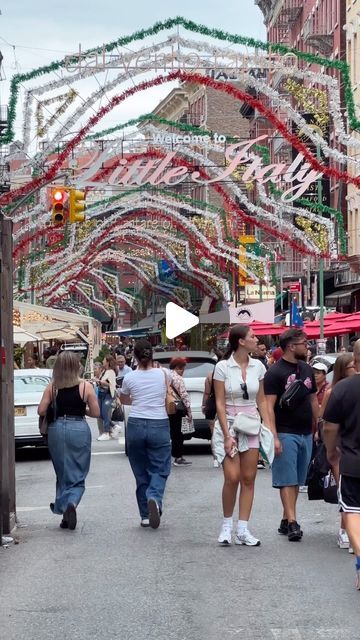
264, 328, 318, 541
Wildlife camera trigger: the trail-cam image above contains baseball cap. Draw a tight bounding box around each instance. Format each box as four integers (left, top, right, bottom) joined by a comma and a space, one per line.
312, 362, 328, 373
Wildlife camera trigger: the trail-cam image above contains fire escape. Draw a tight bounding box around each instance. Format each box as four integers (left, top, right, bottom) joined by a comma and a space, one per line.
0, 51, 10, 195
303, 16, 334, 55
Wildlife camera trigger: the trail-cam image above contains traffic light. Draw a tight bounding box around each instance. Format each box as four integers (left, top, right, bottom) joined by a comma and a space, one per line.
51, 187, 67, 225
69, 188, 86, 224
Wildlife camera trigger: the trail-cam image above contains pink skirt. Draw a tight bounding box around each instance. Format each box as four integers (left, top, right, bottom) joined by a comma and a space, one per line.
226, 405, 260, 449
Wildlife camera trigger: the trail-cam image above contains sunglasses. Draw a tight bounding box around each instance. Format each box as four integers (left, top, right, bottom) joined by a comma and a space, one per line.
241, 382, 249, 400
292, 340, 308, 346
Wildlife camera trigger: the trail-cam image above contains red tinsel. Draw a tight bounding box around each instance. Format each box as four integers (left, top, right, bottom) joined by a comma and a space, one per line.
3, 70, 359, 215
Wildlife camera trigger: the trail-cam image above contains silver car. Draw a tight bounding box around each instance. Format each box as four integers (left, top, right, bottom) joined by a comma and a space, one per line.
14, 369, 52, 447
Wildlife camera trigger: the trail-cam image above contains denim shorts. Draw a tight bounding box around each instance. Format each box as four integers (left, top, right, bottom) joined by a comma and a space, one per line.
272, 433, 313, 488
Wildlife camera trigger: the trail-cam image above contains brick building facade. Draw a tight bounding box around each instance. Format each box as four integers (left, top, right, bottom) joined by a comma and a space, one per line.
254, 0, 351, 309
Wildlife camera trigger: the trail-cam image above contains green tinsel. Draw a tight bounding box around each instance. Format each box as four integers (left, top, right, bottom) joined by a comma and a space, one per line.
3, 16, 359, 143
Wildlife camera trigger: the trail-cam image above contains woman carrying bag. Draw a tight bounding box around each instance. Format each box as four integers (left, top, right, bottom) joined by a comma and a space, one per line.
169, 357, 193, 467
213, 324, 270, 547
95, 355, 117, 441
38, 352, 100, 530
120, 340, 172, 529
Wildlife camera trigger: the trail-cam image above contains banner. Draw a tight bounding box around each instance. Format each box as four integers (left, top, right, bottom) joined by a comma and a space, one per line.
229, 300, 275, 324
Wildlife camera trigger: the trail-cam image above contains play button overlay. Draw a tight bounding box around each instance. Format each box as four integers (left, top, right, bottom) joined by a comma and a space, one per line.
165, 302, 199, 340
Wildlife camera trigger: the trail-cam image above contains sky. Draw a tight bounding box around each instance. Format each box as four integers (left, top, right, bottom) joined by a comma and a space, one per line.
0, 0, 266, 141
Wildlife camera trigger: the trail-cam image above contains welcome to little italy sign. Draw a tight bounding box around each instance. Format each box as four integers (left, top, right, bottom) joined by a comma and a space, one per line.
77, 134, 322, 203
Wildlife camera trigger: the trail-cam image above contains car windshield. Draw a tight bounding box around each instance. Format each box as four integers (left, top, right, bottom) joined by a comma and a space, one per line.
156, 361, 215, 378
14, 376, 50, 394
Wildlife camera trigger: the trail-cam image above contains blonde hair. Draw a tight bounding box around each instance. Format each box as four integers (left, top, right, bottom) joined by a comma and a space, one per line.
52, 351, 81, 389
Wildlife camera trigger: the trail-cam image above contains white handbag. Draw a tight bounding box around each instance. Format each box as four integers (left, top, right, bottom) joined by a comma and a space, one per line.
226, 363, 261, 436
232, 412, 261, 436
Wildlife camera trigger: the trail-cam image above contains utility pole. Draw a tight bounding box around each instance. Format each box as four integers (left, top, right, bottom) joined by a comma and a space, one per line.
0, 211, 15, 540
317, 143, 325, 339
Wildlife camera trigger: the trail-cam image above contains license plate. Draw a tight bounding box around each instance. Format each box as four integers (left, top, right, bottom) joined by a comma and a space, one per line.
15, 407, 27, 417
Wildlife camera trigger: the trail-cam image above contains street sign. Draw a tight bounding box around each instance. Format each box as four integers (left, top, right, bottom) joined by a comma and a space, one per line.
289, 283, 301, 293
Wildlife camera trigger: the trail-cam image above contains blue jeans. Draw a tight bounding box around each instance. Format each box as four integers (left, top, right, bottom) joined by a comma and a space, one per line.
48, 417, 91, 514
127, 417, 171, 519
272, 433, 313, 488
98, 389, 113, 432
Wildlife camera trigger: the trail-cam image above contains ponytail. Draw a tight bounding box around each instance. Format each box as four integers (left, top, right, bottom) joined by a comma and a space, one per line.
222, 324, 251, 359
134, 339, 153, 368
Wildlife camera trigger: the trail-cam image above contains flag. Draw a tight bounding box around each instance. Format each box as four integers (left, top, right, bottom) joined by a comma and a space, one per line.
291, 299, 304, 327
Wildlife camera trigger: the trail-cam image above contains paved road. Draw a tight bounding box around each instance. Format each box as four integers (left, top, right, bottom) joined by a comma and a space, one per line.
0, 420, 358, 640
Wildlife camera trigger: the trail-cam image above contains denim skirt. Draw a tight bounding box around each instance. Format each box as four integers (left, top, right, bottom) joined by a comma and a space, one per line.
47, 417, 91, 515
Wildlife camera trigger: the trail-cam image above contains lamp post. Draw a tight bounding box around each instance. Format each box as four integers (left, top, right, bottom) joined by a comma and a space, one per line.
317, 143, 325, 340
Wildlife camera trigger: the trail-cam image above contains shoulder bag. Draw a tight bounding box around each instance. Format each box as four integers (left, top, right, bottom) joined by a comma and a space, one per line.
38, 385, 57, 435
227, 363, 261, 436
162, 369, 176, 415
170, 376, 187, 417
204, 373, 217, 421
279, 363, 310, 410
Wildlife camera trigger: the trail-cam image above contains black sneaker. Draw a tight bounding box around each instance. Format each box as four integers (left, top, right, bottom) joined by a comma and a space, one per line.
148, 498, 160, 529
288, 520, 302, 541
278, 518, 288, 535
173, 457, 192, 466
64, 504, 77, 530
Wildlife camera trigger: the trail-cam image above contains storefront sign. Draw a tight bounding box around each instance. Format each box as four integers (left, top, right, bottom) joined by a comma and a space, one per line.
245, 285, 276, 300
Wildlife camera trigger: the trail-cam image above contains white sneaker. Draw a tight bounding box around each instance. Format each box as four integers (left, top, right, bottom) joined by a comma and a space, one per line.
97, 433, 110, 441
349, 546, 354, 554
140, 518, 150, 528
213, 459, 220, 468
337, 529, 350, 549
110, 425, 122, 438
235, 529, 261, 546
299, 485, 308, 493
218, 525, 232, 545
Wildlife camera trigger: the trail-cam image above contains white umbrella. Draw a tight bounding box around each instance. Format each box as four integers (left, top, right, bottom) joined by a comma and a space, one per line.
13, 326, 40, 345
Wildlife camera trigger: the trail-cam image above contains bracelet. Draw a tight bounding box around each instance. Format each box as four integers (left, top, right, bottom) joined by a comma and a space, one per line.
224, 435, 233, 440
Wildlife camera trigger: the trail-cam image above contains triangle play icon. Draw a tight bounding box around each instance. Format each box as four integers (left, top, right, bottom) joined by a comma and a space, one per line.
165, 302, 199, 340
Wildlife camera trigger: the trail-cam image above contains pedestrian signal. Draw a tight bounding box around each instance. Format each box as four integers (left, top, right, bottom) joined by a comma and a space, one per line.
69, 189, 86, 224
51, 187, 67, 225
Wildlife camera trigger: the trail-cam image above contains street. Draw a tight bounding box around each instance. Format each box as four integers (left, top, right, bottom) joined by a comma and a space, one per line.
0, 420, 358, 640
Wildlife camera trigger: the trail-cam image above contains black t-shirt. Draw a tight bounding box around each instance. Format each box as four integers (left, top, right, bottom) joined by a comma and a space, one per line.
264, 358, 316, 435
323, 376, 360, 478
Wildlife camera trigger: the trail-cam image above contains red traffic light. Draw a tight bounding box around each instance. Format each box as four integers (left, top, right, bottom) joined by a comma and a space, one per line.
53, 189, 65, 202
51, 187, 68, 224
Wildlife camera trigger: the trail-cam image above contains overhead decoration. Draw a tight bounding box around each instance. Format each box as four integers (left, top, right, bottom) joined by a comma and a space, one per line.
35, 88, 77, 138
2, 17, 358, 316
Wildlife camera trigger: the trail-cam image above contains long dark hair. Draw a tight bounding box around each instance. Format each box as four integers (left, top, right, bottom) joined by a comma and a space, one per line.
223, 325, 250, 360
134, 339, 153, 368
332, 353, 354, 387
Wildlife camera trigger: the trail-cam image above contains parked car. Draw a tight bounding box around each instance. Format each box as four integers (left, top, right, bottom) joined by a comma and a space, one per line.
14, 369, 52, 447
123, 351, 217, 453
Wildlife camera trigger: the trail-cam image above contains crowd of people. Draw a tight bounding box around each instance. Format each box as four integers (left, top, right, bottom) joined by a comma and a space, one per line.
37, 327, 360, 590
